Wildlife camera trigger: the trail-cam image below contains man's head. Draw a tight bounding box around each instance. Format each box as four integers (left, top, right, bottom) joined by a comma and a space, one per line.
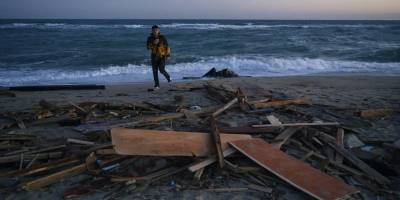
152, 25, 160, 36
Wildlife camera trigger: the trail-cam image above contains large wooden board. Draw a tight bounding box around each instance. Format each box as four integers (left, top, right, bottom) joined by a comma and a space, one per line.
111, 128, 251, 157
230, 139, 359, 200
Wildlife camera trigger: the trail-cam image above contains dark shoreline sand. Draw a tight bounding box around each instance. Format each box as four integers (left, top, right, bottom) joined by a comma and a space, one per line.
2, 75, 399, 112
1, 75, 399, 200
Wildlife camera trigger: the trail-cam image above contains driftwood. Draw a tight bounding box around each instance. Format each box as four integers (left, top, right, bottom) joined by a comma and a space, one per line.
8, 84, 105, 91
251, 98, 311, 109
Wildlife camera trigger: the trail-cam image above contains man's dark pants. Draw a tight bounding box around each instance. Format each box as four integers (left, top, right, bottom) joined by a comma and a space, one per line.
151, 54, 170, 87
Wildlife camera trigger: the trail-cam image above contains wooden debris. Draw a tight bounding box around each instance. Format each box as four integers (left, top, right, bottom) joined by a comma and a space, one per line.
5, 157, 81, 178
67, 138, 95, 146
204, 83, 235, 103
38, 99, 59, 111
210, 117, 225, 168
22, 155, 124, 190
271, 127, 302, 149
69, 101, 88, 114
320, 137, 390, 185
356, 108, 393, 119
266, 115, 282, 125
230, 139, 359, 200
219, 126, 279, 134
0, 152, 63, 164
335, 128, 344, 163
252, 122, 339, 128
22, 163, 87, 190
212, 98, 238, 118
188, 148, 236, 172
250, 98, 311, 109
111, 128, 251, 157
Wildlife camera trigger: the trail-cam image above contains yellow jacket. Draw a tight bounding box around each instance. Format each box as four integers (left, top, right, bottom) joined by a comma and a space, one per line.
147, 34, 170, 58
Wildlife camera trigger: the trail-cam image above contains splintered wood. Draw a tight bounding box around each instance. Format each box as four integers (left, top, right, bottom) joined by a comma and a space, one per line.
230, 139, 359, 200
111, 128, 251, 157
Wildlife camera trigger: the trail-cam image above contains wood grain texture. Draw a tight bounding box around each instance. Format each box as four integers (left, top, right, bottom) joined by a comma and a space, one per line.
111, 128, 251, 157
230, 139, 359, 200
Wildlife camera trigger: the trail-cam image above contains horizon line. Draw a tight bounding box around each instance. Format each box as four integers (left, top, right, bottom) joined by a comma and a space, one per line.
1, 18, 400, 21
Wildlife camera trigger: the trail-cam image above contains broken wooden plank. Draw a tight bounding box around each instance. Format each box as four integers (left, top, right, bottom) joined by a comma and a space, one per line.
212, 98, 238, 118
251, 98, 311, 109
22, 163, 87, 190
252, 122, 340, 128
111, 128, 251, 157
335, 128, 344, 163
266, 115, 282, 125
188, 148, 236, 172
69, 101, 88, 114
0, 152, 63, 164
219, 126, 280, 134
210, 117, 225, 168
229, 139, 359, 200
271, 127, 302, 149
2, 157, 80, 178
67, 138, 95, 146
320, 137, 390, 185
22, 155, 123, 190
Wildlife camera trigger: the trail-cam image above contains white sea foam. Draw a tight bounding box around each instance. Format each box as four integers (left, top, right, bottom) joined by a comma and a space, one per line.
0, 56, 399, 86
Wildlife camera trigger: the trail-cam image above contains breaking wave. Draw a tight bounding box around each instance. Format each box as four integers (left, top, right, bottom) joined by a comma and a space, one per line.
1, 56, 399, 86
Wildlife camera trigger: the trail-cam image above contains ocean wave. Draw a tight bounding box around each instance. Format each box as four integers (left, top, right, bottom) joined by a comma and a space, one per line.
0, 56, 399, 86
0, 22, 396, 30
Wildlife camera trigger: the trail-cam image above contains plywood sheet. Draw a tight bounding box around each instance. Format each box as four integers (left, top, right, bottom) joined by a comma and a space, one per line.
230, 139, 359, 200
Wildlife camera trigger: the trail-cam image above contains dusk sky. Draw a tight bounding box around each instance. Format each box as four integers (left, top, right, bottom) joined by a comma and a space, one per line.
0, 0, 399, 19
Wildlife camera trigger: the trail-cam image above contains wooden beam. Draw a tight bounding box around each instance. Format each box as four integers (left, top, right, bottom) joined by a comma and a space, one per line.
335, 128, 344, 163
271, 127, 302, 149
111, 128, 251, 157
23, 163, 87, 190
212, 98, 238, 118
250, 98, 310, 109
67, 138, 95, 146
219, 126, 280, 134
229, 139, 359, 200
252, 122, 340, 128
22, 155, 122, 190
0, 152, 62, 164
188, 148, 236, 172
210, 117, 225, 168
2, 157, 80, 178
322, 139, 390, 185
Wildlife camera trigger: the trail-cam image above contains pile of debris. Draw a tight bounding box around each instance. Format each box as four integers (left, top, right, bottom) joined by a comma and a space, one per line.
0, 83, 399, 199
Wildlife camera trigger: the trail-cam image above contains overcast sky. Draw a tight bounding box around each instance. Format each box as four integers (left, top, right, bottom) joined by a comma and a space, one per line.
0, 0, 399, 20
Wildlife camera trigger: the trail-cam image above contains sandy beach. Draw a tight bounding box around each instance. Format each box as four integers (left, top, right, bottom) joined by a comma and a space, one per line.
1, 75, 400, 199
0, 75, 400, 199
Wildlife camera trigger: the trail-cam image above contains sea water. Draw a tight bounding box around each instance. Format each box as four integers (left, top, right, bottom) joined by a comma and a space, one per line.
0, 19, 399, 86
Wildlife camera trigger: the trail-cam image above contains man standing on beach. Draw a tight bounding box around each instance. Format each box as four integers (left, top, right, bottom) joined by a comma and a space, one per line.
147, 25, 171, 90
